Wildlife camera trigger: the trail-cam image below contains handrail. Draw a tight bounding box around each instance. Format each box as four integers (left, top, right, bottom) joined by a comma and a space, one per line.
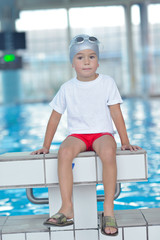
26, 188, 49, 204
97, 183, 121, 201
26, 183, 121, 204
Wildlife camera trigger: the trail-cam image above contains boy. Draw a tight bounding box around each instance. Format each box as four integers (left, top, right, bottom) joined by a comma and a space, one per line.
31, 34, 141, 236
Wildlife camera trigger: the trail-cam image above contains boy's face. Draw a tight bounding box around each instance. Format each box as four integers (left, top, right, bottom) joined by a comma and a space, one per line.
72, 49, 99, 81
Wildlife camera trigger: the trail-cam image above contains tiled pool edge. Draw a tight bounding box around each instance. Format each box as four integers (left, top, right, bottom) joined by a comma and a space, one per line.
0, 208, 160, 240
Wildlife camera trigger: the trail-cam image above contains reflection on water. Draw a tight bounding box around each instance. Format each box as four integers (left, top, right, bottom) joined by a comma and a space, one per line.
0, 98, 160, 215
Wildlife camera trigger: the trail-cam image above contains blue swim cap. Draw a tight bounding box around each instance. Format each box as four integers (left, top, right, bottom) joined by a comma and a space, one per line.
69, 34, 99, 63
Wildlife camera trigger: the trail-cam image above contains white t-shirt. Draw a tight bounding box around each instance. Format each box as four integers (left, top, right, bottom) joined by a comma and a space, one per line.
49, 74, 123, 135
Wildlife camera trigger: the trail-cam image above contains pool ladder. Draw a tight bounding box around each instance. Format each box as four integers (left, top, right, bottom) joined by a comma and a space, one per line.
26, 183, 121, 204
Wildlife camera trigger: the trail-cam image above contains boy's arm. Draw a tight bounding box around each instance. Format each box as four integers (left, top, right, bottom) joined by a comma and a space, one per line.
109, 104, 141, 151
31, 110, 62, 154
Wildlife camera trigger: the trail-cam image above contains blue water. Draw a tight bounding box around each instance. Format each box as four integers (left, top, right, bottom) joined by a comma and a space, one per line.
0, 98, 160, 216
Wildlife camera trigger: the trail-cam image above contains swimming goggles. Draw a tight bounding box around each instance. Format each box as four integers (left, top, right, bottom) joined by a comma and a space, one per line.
73, 36, 99, 44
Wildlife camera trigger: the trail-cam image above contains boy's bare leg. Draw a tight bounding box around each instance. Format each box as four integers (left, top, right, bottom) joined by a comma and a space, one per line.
49, 136, 86, 223
92, 135, 117, 235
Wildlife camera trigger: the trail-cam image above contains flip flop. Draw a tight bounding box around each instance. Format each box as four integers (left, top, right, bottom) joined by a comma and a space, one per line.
43, 213, 74, 227
101, 213, 118, 236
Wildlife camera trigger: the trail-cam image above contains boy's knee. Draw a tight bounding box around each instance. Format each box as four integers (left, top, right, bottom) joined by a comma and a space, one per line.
58, 145, 73, 160
99, 147, 116, 164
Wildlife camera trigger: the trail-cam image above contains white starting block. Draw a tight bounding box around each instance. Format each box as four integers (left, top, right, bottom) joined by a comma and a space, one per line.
0, 148, 147, 239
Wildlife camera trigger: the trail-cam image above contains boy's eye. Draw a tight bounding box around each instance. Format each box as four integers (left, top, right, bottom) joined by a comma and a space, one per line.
77, 56, 83, 60
90, 55, 95, 59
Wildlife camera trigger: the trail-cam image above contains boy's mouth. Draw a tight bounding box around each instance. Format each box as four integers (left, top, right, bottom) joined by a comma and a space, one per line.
83, 68, 91, 70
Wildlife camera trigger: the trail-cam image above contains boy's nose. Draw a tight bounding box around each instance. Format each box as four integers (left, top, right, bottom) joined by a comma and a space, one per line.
84, 57, 89, 64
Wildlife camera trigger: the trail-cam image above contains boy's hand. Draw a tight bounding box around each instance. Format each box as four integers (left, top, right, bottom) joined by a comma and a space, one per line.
30, 147, 49, 155
121, 144, 142, 152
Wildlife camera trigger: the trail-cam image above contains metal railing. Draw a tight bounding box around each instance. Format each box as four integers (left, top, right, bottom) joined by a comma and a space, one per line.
26, 188, 49, 204
26, 183, 121, 204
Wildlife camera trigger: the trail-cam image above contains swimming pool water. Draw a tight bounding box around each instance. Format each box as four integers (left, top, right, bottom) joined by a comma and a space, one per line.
0, 98, 160, 216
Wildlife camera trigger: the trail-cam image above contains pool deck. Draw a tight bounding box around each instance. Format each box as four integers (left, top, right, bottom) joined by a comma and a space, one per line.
0, 208, 160, 240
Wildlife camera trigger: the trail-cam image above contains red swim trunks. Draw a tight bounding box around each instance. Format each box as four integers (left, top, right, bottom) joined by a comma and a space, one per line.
68, 133, 114, 151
